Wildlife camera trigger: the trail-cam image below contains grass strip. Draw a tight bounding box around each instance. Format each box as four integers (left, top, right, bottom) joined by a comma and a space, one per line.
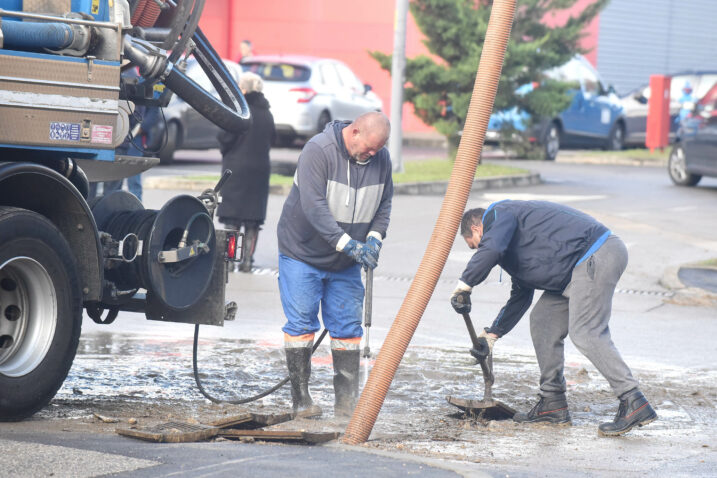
185, 159, 528, 186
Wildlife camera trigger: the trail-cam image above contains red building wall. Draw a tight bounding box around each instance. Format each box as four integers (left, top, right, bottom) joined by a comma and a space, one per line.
199, 0, 600, 133
543, 0, 600, 66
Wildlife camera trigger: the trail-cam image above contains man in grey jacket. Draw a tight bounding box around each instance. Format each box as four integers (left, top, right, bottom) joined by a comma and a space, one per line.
277, 112, 392, 417
451, 201, 657, 436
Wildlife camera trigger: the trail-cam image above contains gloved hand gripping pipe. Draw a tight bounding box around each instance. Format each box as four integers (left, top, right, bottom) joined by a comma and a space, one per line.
342, 0, 517, 445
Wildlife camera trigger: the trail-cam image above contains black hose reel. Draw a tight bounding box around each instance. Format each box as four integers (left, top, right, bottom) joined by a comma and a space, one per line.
91, 191, 216, 312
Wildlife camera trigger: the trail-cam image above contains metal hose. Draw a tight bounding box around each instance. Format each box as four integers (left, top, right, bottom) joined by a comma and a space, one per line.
0, 21, 76, 49
342, 0, 516, 445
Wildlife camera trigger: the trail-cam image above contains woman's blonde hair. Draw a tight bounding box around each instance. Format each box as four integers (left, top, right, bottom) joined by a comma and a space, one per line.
239, 71, 263, 93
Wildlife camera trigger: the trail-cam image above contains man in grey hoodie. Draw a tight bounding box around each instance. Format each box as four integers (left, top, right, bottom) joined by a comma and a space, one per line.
277, 112, 392, 417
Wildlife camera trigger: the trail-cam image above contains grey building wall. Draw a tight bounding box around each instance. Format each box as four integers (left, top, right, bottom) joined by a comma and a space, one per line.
597, 0, 717, 95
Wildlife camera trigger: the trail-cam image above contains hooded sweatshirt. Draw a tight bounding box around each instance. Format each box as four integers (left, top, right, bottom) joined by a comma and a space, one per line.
277, 121, 393, 271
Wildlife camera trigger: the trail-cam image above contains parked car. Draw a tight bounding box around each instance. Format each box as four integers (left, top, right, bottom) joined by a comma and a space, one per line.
620, 71, 717, 147
485, 55, 625, 160
157, 58, 243, 164
667, 82, 717, 186
240, 55, 383, 146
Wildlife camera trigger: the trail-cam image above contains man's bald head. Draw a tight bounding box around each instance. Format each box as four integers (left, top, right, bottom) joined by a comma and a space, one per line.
354, 112, 391, 142
343, 112, 391, 163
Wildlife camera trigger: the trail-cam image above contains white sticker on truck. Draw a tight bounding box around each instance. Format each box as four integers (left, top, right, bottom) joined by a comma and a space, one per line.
49, 122, 81, 141
91, 125, 114, 144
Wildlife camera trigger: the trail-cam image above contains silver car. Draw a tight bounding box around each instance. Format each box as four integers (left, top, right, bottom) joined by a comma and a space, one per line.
620, 71, 717, 147
240, 55, 383, 146
157, 58, 243, 164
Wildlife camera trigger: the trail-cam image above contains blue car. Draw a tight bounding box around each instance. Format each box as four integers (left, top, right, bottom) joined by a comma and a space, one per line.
485, 55, 625, 160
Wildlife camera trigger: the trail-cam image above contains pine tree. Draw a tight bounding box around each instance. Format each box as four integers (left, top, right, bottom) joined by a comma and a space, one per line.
371, 0, 609, 153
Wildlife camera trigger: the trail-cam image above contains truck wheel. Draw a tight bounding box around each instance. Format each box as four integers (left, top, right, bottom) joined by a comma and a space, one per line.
0, 207, 82, 421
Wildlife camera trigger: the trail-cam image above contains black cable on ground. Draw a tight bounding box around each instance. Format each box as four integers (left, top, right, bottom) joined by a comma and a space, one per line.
192, 325, 328, 405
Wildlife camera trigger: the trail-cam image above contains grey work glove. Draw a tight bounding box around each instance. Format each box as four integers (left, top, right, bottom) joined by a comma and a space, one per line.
478, 329, 498, 354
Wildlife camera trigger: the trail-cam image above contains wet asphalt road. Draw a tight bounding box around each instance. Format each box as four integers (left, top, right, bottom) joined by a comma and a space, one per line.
2, 149, 716, 477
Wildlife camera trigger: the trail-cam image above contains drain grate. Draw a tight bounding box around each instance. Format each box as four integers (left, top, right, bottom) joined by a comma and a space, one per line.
616, 288, 674, 298
219, 429, 340, 444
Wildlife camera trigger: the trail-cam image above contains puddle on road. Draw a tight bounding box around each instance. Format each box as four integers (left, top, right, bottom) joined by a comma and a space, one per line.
43, 332, 717, 472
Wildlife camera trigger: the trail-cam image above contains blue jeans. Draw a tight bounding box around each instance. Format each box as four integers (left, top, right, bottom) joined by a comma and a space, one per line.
279, 254, 364, 338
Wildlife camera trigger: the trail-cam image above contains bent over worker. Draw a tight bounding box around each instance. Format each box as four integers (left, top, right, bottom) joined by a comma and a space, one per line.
277, 112, 392, 417
451, 201, 657, 436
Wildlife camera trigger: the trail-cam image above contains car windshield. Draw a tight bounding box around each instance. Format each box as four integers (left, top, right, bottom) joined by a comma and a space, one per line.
698, 83, 717, 106
242, 62, 311, 82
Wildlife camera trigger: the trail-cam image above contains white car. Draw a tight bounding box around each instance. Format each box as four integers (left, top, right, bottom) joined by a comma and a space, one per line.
240, 55, 383, 146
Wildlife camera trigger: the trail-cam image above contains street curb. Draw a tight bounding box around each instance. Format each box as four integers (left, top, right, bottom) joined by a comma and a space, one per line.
143, 176, 292, 195
144, 172, 542, 196
555, 156, 667, 168
392, 172, 541, 195
660, 265, 717, 305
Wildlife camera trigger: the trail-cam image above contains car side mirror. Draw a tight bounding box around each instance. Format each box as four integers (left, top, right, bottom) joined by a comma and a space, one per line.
633, 92, 648, 104
364, 84, 373, 94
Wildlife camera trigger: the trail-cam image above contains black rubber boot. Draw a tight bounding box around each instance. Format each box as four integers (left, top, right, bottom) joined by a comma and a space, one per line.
598, 388, 657, 437
332, 349, 361, 418
285, 347, 322, 418
240, 225, 258, 272
513, 394, 571, 425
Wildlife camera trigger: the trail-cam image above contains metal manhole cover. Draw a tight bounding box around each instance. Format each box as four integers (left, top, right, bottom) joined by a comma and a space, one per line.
117, 421, 219, 443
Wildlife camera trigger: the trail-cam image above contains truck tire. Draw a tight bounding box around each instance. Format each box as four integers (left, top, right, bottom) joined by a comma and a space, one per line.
159, 122, 179, 165
0, 207, 82, 421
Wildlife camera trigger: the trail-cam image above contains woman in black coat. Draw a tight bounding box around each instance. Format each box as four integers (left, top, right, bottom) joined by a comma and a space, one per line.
217, 71, 275, 272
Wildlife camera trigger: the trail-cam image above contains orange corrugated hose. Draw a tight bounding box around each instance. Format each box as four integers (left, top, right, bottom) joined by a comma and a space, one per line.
131, 0, 165, 28
342, 0, 517, 445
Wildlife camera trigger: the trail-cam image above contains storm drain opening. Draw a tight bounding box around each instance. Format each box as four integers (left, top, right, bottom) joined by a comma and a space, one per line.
447, 396, 516, 422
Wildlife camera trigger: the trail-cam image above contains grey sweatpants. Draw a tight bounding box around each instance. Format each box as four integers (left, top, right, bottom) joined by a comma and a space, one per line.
529, 235, 638, 399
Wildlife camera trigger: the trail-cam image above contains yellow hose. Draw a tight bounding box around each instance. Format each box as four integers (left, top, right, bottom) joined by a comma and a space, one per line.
342, 0, 517, 445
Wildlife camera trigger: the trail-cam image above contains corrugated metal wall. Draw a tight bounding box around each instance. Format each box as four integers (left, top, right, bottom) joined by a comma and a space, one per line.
597, 0, 717, 94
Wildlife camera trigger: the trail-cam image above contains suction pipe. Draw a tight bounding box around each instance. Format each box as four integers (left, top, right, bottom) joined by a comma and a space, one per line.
342, 0, 516, 445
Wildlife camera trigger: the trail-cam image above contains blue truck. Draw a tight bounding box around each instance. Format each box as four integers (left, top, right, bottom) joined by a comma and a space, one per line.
0, 0, 250, 420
